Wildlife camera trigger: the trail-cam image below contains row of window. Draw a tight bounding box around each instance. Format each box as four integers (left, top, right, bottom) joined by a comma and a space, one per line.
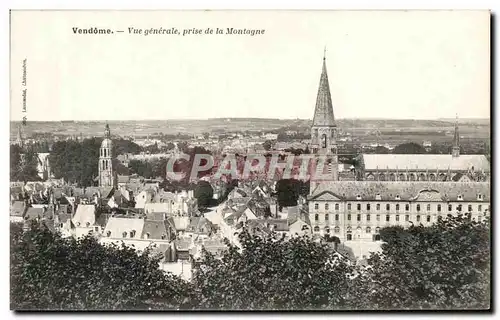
314, 203, 487, 213
312, 226, 380, 234
103, 230, 168, 240
313, 213, 484, 223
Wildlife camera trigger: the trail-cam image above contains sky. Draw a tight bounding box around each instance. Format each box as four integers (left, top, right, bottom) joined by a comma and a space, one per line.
10, 10, 490, 121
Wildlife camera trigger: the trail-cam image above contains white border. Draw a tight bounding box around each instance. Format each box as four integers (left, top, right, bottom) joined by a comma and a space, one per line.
1, 1, 497, 319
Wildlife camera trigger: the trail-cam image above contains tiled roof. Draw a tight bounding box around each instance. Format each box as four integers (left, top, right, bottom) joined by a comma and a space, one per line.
309, 181, 490, 202
361, 154, 490, 172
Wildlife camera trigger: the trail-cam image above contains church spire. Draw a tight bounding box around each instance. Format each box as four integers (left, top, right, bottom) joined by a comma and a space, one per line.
16, 124, 24, 148
312, 53, 336, 127
452, 114, 460, 158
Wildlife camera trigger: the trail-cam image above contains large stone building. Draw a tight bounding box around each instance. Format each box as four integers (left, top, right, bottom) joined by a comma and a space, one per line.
308, 181, 490, 242
98, 124, 115, 187
356, 119, 490, 182
310, 53, 338, 181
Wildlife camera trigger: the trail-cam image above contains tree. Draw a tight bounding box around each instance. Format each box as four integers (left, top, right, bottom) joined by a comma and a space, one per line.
194, 181, 214, 209
192, 230, 355, 310
393, 142, 426, 154
350, 214, 490, 310
263, 140, 273, 151
374, 146, 390, 154
10, 224, 193, 310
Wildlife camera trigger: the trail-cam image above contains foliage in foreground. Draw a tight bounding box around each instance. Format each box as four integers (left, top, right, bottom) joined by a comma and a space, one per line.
10, 214, 491, 310
10, 223, 192, 310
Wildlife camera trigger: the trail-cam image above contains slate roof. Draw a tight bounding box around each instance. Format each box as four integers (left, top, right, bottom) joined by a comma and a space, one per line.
72, 205, 96, 227
361, 154, 490, 172
309, 181, 490, 202
24, 207, 44, 221
141, 220, 171, 240
103, 216, 145, 239
186, 217, 216, 235
10, 201, 27, 217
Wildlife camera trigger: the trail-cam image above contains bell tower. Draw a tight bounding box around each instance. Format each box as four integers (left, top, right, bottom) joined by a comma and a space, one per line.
310, 50, 338, 181
99, 123, 114, 187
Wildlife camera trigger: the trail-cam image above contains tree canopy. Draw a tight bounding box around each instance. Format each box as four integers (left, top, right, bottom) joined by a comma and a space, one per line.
392, 142, 426, 154
10, 223, 192, 310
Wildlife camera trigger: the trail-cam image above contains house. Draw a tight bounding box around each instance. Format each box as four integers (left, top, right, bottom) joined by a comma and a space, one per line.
10, 201, 27, 223
72, 204, 96, 238
185, 217, 216, 239
134, 189, 155, 209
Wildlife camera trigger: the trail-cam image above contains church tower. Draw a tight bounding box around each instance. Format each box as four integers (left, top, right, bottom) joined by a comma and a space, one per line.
452, 115, 460, 158
99, 123, 114, 187
310, 51, 338, 180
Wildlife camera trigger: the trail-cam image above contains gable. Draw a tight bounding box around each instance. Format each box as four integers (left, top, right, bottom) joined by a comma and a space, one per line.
309, 191, 342, 202
413, 190, 443, 202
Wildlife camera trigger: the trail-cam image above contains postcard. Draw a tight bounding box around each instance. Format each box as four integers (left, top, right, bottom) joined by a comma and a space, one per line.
9, 10, 491, 311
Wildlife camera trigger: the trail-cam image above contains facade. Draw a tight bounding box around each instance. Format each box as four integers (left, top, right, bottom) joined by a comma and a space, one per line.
310, 53, 338, 181
357, 120, 490, 182
99, 124, 115, 187
307, 181, 490, 242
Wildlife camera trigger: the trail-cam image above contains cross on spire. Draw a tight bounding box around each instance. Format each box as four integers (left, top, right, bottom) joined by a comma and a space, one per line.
323, 46, 327, 61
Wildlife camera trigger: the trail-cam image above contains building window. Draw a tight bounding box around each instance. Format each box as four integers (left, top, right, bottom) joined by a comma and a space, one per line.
315, 214, 319, 221
366, 227, 371, 233
416, 204, 421, 212
457, 195, 463, 201
437, 204, 441, 212
335, 203, 339, 210
357, 203, 361, 211
347, 203, 352, 211
405, 204, 410, 211
405, 215, 409, 222
416, 215, 421, 222
396, 204, 400, 211
325, 203, 329, 210
376, 204, 380, 211
457, 205, 462, 212
386, 204, 390, 211
448, 204, 452, 212
367, 204, 371, 211
395, 194, 400, 200
314, 226, 320, 232
375, 227, 380, 233
478, 205, 482, 212
396, 215, 399, 222
357, 214, 361, 221
478, 216, 482, 222
427, 204, 431, 211
106, 231, 111, 237
468, 205, 472, 212
478, 194, 483, 200
161, 234, 166, 240
325, 214, 329, 221
367, 214, 371, 221
427, 215, 431, 222
347, 214, 351, 221
145, 232, 150, 239
122, 232, 127, 238
386, 215, 390, 222
334, 226, 340, 233
335, 214, 339, 221
314, 203, 319, 210
376, 214, 380, 221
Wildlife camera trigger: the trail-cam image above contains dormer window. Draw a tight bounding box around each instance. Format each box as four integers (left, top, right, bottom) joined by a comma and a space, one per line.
122, 232, 127, 238
161, 234, 166, 240
106, 231, 111, 237
356, 195, 362, 200
457, 194, 463, 201
86, 222, 90, 227
395, 195, 400, 200
477, 194, 483, 201
130, 230, 136, 238
145, 232, 150, 239
375, 194, 381, 200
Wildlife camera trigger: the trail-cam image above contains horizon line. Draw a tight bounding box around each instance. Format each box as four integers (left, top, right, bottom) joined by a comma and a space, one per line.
9, 116, 490, 122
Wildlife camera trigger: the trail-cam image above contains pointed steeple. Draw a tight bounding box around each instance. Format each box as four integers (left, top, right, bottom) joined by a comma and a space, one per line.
452, 114, 460, 157
312, 54, 336, 127
16, 124, 24, 148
